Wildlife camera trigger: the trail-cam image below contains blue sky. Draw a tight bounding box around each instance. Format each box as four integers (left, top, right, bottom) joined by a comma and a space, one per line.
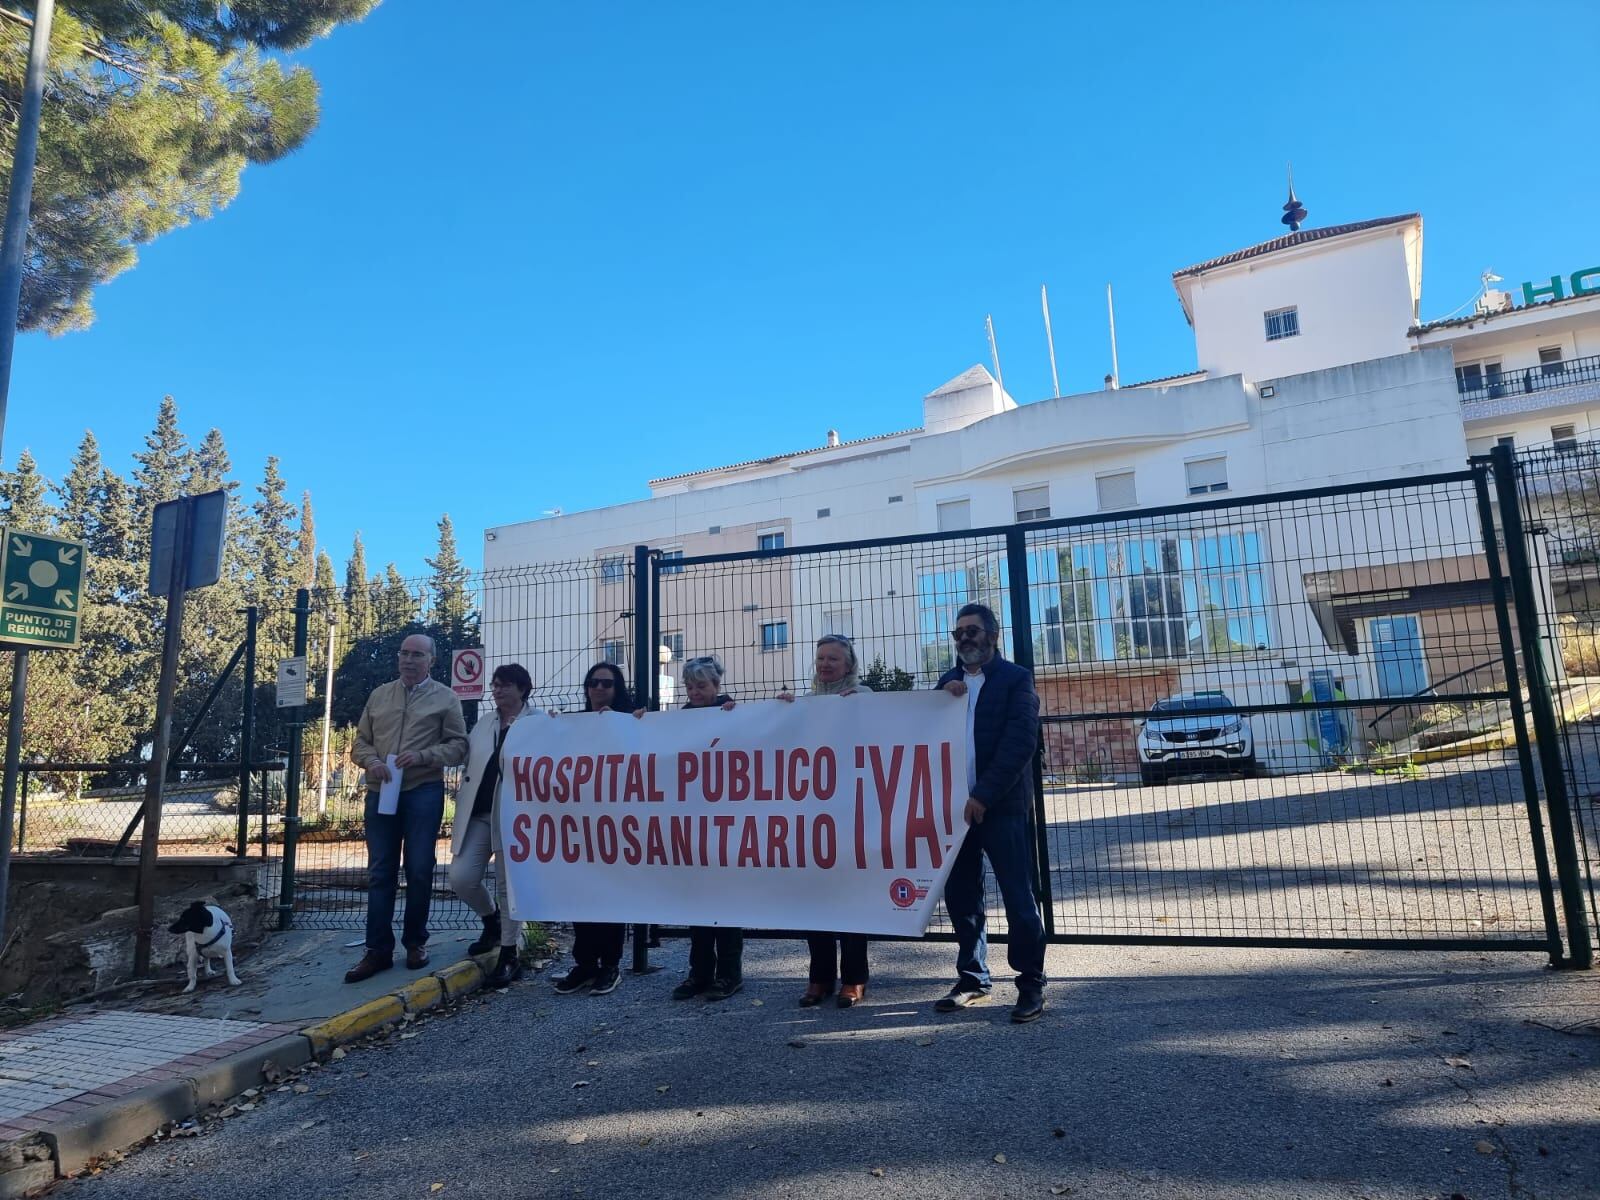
10, 1, 1599, 577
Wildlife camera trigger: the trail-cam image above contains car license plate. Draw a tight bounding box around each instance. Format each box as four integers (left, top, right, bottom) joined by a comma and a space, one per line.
1176, 750, 1211, 759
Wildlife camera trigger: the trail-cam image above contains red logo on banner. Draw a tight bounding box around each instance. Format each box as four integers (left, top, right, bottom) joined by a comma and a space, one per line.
890, 878, 917, 908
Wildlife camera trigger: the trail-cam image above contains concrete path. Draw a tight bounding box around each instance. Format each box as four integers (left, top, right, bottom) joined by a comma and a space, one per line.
59, 936, 1600, 1200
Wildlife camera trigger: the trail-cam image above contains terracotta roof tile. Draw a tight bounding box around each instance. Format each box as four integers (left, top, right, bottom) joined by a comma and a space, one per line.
1172, 214, 1420, 279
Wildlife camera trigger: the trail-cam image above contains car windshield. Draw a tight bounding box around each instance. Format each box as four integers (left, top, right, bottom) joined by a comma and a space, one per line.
1152, 695, 1234, 715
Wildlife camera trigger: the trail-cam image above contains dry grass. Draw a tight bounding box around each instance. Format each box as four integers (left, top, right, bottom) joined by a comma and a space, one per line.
1559, 617, 1600, 676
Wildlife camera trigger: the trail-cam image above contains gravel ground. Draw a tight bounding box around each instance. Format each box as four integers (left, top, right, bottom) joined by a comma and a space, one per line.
65, 935, 1600, 1200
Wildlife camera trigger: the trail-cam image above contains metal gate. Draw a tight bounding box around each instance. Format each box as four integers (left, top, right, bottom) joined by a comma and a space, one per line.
650, 463, 1584, 962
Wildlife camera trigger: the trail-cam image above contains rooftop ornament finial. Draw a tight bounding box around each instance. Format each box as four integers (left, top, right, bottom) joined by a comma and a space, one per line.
1281, 163, 1307, 231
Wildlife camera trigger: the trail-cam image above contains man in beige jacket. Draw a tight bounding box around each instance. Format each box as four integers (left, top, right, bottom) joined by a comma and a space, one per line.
345, 633, 469, 983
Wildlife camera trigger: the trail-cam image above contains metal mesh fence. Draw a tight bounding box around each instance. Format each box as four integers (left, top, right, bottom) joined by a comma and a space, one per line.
255, 558, 641, 930
1507, 442, 1600, 939
660, 470, 1560, 949
22, 463, 1582, 956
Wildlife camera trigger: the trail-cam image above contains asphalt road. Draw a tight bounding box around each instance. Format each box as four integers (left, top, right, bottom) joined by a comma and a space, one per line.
66, 936, 1600, 1200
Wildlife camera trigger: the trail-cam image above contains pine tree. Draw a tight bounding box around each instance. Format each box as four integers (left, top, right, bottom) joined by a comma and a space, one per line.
188, 429, 235, 494
130, 396, 191, 522
4, 1, 383, 334
0, 449, 54, 530
250, 456, 296, 601
56, 431, 104, 540
296, 491, 317, 588
425, 514, 473, 634
375, 564, 416, 631
314, 549, 336, 596
344, 532, 372, 640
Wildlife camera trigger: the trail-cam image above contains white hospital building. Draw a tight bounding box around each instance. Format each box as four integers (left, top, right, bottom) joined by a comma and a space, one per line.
483, 199, 1600, 773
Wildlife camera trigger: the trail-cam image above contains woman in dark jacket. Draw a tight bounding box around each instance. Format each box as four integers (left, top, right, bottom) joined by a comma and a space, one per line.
551, 662, 635, 997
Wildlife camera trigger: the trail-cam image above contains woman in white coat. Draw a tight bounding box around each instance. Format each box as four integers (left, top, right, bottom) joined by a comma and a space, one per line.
449, 662, 533, 987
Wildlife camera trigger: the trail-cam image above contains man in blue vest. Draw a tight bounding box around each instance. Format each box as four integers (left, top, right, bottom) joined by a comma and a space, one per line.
934, 602, 1047, 1023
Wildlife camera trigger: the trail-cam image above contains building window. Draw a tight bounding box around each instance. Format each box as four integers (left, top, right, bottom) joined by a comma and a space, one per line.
937, 499, 971, 532
758, 531, 785, 552
599, 556, 627, 583
1455, 360, 1505, 399
1096, 471, 1137, 512
601, 639, 628, 667
1016, 531, 1272, 668
1185, 456, 1228, 495
888, 495, 903, 504
823, 608, 854, 639
1263, 306, 1300, 342
1553, 424, 1579, 452
661, 631, 685, 661
816, 508, 831, 518
1013, 485, 1051, 523
760, 621, 789, 652
658, 548, 684, 576
1369, 616, 1427, 699
1498, 435, 1515, 450
1539, 346, 1564, 377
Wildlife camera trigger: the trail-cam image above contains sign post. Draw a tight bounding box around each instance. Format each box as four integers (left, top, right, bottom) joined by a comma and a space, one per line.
0, 527, 87, 943
133, 492, 227, 975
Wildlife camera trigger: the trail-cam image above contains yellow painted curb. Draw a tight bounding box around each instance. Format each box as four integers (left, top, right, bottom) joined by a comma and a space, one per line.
395, 975, 444, 1014
433, 959, 484, 1000
302, 994, 405, 1056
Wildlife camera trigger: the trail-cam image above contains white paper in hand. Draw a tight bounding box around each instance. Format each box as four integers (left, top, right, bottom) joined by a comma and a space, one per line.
377, 754, 402, 814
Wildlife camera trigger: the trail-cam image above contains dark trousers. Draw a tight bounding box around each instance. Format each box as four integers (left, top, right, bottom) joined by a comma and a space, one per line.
571, 922, 626, 971
687, 926, 743, 982
363, 782, 446, 956
806, 933, 869, 987
942, 805, 1047, 993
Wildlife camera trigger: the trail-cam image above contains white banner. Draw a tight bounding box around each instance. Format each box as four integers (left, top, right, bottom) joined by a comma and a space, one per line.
497, 691, 969, 935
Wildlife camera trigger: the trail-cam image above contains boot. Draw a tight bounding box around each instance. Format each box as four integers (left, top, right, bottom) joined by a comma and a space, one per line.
486, 945, 523, 988
469, 909, 502, 956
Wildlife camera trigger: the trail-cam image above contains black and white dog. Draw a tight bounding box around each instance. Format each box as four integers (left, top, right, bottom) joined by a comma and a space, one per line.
167, 901, 242, 993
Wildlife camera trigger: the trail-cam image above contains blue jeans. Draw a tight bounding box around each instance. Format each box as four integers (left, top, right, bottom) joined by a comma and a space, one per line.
942, 806, 1047, 993
363, 782, 445, 956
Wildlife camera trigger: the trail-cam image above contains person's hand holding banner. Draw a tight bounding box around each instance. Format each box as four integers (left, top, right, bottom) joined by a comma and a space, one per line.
497, 691, 970, 935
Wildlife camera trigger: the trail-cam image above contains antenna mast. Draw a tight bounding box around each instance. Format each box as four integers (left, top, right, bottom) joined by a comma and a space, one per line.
1041, 285, 1061, 398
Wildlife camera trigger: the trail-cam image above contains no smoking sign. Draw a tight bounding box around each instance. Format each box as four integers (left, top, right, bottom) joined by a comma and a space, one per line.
451, 647, 486, 699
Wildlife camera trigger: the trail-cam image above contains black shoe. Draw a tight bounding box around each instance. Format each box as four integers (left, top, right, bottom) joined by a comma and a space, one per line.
934, 985, 989, 1013
487, 947, 524, 988
469, 909, 502, 956
590, 965, 621, 996
553, 965, 598, 995
1011, 991, 1046, 1024
671, 976, 710, 1001
703, 976, 743, 1001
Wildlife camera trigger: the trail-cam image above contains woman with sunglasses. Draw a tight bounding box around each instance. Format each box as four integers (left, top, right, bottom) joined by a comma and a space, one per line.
550, 662, 635, 997
778, 634, 874, 1007
641, 654, 742, 1000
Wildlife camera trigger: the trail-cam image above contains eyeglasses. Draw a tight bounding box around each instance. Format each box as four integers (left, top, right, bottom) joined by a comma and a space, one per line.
950, 624, 987, 640
585, 678, 616, 688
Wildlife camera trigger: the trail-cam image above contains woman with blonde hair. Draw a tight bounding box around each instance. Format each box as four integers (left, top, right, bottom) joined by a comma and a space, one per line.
780, 634, 873, 1007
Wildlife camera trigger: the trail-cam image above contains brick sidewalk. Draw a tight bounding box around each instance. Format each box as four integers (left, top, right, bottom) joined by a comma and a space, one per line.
0, 1012, 297, 1140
